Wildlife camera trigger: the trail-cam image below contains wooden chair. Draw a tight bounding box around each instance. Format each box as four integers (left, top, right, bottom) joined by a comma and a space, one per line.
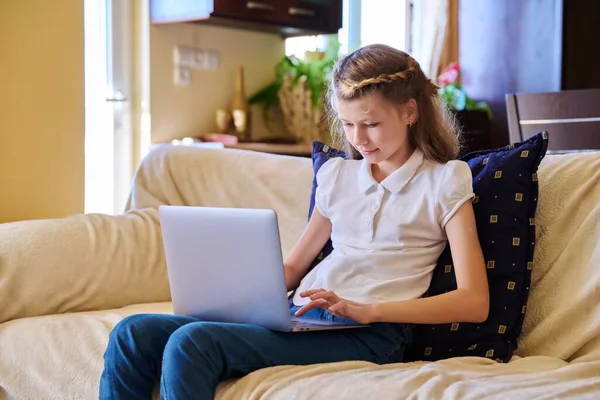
506, 89, 600, 152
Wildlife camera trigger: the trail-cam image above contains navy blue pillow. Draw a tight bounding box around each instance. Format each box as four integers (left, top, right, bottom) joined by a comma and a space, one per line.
307, 141, 348, 270
308, 141, 349, 220
307, 132, 548, 363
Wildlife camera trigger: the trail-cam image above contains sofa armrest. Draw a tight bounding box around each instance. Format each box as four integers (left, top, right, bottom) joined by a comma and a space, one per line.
0, 208, 169, 323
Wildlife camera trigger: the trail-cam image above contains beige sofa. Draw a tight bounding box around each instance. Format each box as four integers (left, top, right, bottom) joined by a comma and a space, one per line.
1, 145, 600, 400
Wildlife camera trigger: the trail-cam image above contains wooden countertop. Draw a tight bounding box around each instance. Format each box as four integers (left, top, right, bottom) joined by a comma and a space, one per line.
160, 139, 313, 157
225, 142, 312, 156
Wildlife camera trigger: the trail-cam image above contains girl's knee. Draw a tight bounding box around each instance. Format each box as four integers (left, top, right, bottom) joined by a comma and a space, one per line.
164, 322, 223, 357
109, 314, 165, 347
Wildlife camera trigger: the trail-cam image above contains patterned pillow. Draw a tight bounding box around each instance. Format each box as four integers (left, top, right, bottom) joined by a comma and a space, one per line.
408, 132, 548, 363
308, 141, 349, 220
307, 132, 548, 363
307, 141, 349, 270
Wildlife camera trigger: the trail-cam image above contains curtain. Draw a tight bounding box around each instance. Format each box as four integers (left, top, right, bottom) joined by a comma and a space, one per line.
413, 0, 459, 81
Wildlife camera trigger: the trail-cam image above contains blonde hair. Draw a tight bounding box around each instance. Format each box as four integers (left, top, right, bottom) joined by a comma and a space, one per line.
326, 44, 460, 162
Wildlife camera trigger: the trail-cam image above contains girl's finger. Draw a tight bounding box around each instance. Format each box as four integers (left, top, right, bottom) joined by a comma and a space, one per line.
299, 288, 326, 297
309, 291, 338, 302
328, 303, 347, 318
328, 303, 342, 313
294, 299, 327, 316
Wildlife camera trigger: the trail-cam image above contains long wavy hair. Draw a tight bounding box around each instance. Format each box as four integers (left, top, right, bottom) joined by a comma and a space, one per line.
326, 44, 461, 162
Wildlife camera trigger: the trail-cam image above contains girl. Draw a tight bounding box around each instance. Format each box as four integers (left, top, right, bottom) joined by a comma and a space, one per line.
100, 44, 489, 400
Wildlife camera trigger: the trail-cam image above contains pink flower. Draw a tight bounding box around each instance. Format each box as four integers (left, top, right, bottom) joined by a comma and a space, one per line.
437, 62, 460, 85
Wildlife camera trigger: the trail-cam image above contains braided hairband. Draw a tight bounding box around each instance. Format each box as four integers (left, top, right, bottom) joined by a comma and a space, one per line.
339, 58, 418, 97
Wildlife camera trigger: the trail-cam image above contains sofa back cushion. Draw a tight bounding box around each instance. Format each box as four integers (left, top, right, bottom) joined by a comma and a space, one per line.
308, 132, 548, 362
515, 149, 600, 361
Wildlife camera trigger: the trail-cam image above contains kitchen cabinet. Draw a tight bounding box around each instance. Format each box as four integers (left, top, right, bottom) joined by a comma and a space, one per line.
150, 0, 342, 37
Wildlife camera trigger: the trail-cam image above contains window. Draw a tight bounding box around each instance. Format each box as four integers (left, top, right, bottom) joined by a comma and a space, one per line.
360, 0, 410, 51
84, 0, 135, 214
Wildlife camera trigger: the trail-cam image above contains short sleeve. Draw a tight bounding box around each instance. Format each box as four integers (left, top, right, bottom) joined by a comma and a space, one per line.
315, 157, 343, 219
437, 160, 474, 228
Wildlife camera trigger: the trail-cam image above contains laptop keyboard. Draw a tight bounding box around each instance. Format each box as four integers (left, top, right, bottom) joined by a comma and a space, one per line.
290, 316, 357, 327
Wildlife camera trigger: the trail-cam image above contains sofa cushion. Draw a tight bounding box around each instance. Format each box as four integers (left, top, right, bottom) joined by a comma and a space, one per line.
307, 132, 548, 363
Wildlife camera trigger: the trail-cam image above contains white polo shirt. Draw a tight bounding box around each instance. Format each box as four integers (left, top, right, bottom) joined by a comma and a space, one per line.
292, 148, 474, 306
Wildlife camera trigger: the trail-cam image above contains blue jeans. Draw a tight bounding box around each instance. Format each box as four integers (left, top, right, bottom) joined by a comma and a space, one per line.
99, 306, 412, 400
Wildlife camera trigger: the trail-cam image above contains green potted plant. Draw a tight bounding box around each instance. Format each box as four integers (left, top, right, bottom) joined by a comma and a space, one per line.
437, 62, 492, 117
437, 62, 493, 153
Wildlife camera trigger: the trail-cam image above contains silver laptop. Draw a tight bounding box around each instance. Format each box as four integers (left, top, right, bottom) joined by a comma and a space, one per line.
158, 205, 366, 332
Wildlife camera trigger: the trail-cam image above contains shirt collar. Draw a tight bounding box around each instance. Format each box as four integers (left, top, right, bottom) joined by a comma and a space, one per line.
357, 147, 424, 193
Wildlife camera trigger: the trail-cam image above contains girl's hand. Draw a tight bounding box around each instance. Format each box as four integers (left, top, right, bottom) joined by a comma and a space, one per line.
294, 289, 376, 325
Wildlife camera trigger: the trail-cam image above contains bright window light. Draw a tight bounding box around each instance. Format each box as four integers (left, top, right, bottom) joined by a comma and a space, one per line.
361, 0, 407, 50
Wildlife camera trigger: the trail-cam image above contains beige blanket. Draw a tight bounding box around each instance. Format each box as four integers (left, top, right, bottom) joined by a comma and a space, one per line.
1, 146, 599, 399
1, 302, 599, 400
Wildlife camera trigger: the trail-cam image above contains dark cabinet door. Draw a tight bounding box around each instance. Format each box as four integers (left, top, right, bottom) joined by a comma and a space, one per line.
150, 0, 343, 37
212, 0, 288, 25
285, 0, 342, 33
